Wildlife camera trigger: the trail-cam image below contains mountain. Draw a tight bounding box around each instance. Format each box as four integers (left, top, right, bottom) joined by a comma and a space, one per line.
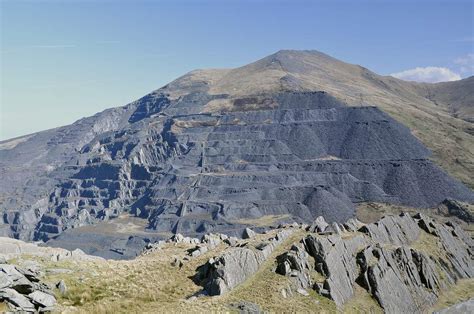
0, 50, 473, 258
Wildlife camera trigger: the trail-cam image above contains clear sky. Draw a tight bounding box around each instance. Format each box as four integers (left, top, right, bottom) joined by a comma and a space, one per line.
1, 0, 473, 140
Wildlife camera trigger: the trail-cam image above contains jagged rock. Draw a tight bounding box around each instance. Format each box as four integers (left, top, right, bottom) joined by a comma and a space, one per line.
56, 280, 67, 295
357, 245, 441, 313
359, 213, 420, 245
304, 234, 366, 307
1, 262, 56, 312
242, 228, 256, 239
343, 218, 364, 232
198, 230, 293, 295
438, 198, 474, 223
330, 222, 342, 235
224, 237, 238, 246
0, 264, 35, 294
275, 244, 312, 290
435, 222, 473, 278
28, 290, 56, 310
307, 216, 329, 233
0, 288, 35, 312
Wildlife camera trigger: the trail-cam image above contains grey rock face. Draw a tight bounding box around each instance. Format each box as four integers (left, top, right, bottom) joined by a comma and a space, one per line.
275, 243, 313, 291
307, 216, 329, 233
270, 213, 473, 313
197, 229, 293, 295
304, 234, 366, 306
359, 213, 420, 246
357, 245, 440, 314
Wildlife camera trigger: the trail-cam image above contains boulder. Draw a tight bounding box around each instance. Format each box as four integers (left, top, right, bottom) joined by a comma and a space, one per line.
0, 288, 35, 312
242, 228, 256, 239
275, 244, 312, 290
359, 213, 420, 245
229, 301, 262, 313
56, 280, 68, 295
28, 290, 56, 309
307, 216, 329, 233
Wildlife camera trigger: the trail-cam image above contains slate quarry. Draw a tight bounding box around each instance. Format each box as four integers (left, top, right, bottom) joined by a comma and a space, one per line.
1, 87, 472, 255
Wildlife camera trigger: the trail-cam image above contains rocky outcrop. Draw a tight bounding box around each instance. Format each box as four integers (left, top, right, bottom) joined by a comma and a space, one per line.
0, 261, 56, 312
304, 233, 366, 306
270, 214, 473, 313
193, 213, 473, 312
0, 237, 104, 262
275, 243, 313, 293
196, 229, 294, 295
357, 245, 441, 313
438, 198, 474, 223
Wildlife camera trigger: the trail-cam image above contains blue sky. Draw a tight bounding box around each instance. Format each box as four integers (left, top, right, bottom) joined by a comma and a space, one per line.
1, 0, 473, 140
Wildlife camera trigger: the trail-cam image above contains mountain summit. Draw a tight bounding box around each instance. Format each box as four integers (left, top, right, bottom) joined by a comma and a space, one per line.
0, 50, 472, 258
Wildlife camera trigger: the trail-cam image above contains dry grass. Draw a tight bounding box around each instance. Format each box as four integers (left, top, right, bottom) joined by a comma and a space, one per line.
343, 284, 383, 314
32, 229, 340, 313
428, 279, 474, 313
233, 214, 291, 227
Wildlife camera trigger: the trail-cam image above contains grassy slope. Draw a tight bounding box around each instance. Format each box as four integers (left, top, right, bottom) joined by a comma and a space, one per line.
5, 214, 472, 313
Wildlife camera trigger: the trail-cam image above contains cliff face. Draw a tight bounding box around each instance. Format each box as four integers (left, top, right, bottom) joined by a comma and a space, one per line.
0, 51, 472, 249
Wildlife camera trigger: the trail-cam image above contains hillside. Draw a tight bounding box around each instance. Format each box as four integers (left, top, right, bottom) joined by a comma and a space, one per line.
1, 213, 473, 313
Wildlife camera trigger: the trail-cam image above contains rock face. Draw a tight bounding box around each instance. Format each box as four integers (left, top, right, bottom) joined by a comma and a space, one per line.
0, 51, 473, 254
197, 229, 293, 295
0, 261, 56, 312
277, 214, 473, 313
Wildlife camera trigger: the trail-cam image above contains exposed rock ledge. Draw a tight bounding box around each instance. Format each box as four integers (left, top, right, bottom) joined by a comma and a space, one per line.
195, 213, 473, 313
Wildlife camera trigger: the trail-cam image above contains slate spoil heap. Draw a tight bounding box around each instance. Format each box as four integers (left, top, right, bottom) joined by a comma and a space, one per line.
195, 213, 473, 313
2, 91, 473, 251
